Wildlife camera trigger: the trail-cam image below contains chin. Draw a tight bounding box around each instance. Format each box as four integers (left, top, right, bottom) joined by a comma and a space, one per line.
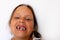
15, 34, 27, 38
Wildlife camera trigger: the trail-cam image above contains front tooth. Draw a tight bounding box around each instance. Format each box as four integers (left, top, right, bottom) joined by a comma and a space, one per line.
20, 27, 25, 30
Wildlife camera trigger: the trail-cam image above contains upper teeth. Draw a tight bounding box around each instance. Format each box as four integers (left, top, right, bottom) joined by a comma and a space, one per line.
20, 27, 25, 30
16, 26, 26, 31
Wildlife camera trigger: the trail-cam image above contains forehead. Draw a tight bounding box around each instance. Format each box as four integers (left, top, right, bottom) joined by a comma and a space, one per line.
13, 6, 33, 16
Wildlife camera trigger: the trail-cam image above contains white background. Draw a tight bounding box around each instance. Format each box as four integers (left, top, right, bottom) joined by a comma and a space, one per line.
0, 0, 60, 40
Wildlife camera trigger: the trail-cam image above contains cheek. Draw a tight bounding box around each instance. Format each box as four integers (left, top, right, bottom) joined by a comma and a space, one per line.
26, 21, 34, 32
10, 19, 17, 27
10, 20, 17, 32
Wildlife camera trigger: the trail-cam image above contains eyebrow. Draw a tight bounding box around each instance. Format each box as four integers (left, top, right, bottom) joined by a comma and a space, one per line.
25, 15, 31, 16
25, 15, 33, 18
13, 13, 33, 17
25, 14, 33, 16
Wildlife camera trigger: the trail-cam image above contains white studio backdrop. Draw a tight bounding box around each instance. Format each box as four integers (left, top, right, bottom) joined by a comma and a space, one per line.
0, 0, 60, 40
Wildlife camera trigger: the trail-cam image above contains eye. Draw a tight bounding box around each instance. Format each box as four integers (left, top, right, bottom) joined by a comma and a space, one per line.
14, 16, 20, 19
26, 18, 30, 20
25, 17, 31, 21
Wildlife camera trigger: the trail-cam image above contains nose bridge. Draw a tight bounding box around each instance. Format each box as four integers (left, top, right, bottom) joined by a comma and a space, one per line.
19, 18, 25, 23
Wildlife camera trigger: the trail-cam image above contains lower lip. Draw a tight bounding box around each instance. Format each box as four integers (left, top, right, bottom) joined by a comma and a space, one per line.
16, 28, 26, 32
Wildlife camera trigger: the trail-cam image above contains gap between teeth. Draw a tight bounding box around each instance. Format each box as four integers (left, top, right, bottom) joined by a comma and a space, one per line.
20, 27, 25, 30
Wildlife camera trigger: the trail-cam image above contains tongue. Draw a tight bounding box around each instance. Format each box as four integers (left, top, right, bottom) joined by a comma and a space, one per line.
16, 26, 26, 31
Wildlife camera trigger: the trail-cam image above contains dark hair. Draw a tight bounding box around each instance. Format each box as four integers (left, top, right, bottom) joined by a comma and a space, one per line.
9, 4, 41, 38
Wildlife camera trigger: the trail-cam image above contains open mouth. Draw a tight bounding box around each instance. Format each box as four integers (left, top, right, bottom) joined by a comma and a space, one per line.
16, 25, 26, 31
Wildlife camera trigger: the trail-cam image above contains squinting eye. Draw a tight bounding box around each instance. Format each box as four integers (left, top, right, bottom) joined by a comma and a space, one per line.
14, 16, 20, 19
26, 18, 31, 21
26, 19, 30, 20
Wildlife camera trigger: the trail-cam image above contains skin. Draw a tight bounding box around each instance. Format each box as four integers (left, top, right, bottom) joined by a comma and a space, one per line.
10, 6, 34, 40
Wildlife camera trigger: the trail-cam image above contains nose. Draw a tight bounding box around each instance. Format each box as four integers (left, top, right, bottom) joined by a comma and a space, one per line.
19, 18, 25, 23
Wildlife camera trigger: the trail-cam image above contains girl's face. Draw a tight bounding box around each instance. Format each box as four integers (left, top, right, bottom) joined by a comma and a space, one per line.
10, 6, 34, 38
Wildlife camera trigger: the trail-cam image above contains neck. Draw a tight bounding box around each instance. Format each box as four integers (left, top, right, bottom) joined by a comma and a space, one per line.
11, 36, 32, 40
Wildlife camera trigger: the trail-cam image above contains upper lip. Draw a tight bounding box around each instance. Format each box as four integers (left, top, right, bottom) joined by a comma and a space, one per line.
17, 25, 26, 27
